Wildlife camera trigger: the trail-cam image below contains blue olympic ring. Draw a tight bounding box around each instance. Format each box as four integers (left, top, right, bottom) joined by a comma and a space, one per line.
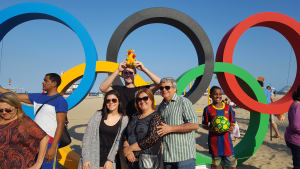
0, 3, 97, 118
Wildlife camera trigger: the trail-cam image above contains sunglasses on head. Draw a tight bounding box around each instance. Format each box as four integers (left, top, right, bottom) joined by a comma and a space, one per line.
106, 98, 118, 103
123, 71, 134, 75
0, 108, 13, 113
159, 86, 171, 91
136, 96, 149, 102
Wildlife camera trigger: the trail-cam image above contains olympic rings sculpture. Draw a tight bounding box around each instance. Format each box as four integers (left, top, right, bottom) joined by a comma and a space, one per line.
106, 7, 214, 104
0, 3, 97, 119
1, 3, 299, 166
216, 12, 300, 114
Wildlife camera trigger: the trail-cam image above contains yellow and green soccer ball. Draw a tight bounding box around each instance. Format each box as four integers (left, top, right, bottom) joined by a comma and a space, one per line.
213, 116, 230, 133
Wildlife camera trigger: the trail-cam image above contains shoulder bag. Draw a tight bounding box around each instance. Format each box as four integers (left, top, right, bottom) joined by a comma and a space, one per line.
35, 94, 71, 148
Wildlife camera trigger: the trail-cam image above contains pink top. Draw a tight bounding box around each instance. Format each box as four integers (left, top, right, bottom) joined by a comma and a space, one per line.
285, 102, 300, 146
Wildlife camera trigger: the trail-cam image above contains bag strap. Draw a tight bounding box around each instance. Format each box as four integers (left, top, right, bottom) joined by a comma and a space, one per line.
35, 94, 61, 117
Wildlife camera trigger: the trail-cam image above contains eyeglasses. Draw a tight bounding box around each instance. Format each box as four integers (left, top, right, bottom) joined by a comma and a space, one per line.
123, 71, 134, 76
0, 108, 13, 113
136, 96, 149, 102
159, 86, 171, 91
106, 98, 118, 103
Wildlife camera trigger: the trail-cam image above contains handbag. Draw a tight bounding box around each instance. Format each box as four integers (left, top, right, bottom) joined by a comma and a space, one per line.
35, 94, 71, 148
138, 154, 160, 169
58, 118, 71, 148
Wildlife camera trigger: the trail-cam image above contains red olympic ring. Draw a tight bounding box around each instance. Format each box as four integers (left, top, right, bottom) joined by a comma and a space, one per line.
216, 12, 300, 114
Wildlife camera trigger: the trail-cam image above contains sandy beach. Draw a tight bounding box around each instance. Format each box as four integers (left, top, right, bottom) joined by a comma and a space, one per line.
66, 94, 293, 169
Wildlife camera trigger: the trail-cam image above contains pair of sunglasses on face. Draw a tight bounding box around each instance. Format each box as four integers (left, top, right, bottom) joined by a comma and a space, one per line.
136, 96, 149, 102
159, 86, 171, 91
106, 98, 118, 103
0, 108, 14, 113
123, 71, 134, 76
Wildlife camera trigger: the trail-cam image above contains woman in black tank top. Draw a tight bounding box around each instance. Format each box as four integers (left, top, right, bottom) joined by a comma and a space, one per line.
82, 90, 126, 169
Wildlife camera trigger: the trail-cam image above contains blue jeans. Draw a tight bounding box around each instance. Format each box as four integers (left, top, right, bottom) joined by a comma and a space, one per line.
286, 141, 300, 169
41, 142, 58, 169
164, 158, 195, 169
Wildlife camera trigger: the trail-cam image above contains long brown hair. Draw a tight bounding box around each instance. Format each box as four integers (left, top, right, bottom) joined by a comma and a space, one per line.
135, 88, 156, 113
100, 90, 124, 119
0, 92, 25, 122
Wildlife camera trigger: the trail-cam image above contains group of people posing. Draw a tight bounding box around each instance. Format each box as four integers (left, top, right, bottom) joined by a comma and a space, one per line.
0, 59, 299, 169
82, 60, 199, 169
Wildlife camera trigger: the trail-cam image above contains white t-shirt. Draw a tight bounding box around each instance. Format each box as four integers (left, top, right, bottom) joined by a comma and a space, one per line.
29, 93, 68, 137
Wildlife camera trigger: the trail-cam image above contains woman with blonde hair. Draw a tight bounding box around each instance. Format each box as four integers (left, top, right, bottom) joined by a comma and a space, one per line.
124, 88, 164, 169
0, 92, 49, 169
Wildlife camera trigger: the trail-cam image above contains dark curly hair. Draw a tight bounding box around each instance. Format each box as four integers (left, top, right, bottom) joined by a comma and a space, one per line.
210, 86, 222, 96
46, 73, 61, 87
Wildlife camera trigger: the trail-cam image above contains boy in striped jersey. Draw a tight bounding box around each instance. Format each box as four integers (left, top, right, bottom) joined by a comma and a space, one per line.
202, 86, 237, 169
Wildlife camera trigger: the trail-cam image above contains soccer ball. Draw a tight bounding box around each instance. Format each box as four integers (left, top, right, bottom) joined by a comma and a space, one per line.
213, 116, 230, 133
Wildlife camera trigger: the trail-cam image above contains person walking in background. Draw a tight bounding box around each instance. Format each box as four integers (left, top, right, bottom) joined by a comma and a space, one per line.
0, 73, 68, 169
0, 92, 49, 169
285, 86, 300, 169
267, 85, 285, 121
123, 88, 163, 169
80, 90, 128, 169
157, 77, 199, 169
258, 80, 280, 138
202, 86, 236, 169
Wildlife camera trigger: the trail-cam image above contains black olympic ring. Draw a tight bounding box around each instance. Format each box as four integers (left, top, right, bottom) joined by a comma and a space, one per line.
106, 7, 214, 104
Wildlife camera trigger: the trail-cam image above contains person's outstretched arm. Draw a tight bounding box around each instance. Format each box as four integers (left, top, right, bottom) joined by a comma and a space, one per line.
0, 87, 31, 104
99, 60, 126, 93
135, 60, 161, 85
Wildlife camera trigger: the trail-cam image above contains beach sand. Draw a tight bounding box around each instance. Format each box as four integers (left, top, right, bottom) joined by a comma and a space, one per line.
66, 95, 293, 169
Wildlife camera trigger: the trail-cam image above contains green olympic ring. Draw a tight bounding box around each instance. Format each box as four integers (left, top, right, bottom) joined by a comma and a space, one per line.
176, 62, 269, 165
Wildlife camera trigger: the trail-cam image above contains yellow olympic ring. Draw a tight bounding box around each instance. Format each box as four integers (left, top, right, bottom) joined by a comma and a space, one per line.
58, 61, 148, 93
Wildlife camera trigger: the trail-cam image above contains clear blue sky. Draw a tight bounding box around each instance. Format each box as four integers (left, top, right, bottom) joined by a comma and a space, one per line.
0, 0, 298, 93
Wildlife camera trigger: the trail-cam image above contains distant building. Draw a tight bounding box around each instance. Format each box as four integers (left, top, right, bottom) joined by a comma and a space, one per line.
66, 83, 79, 94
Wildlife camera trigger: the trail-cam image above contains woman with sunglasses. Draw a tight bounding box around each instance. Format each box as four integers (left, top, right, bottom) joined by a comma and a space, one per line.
81, 90, 128, 169
124, 88, 164, 169
0, 92, 49, 169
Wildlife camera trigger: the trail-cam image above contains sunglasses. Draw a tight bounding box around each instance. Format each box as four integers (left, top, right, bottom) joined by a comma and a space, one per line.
0, 108, 13, 113
106, 98, 118, 103
159, 86, 171, 91
123, 71, 134, 75
136, 96, 149, 102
